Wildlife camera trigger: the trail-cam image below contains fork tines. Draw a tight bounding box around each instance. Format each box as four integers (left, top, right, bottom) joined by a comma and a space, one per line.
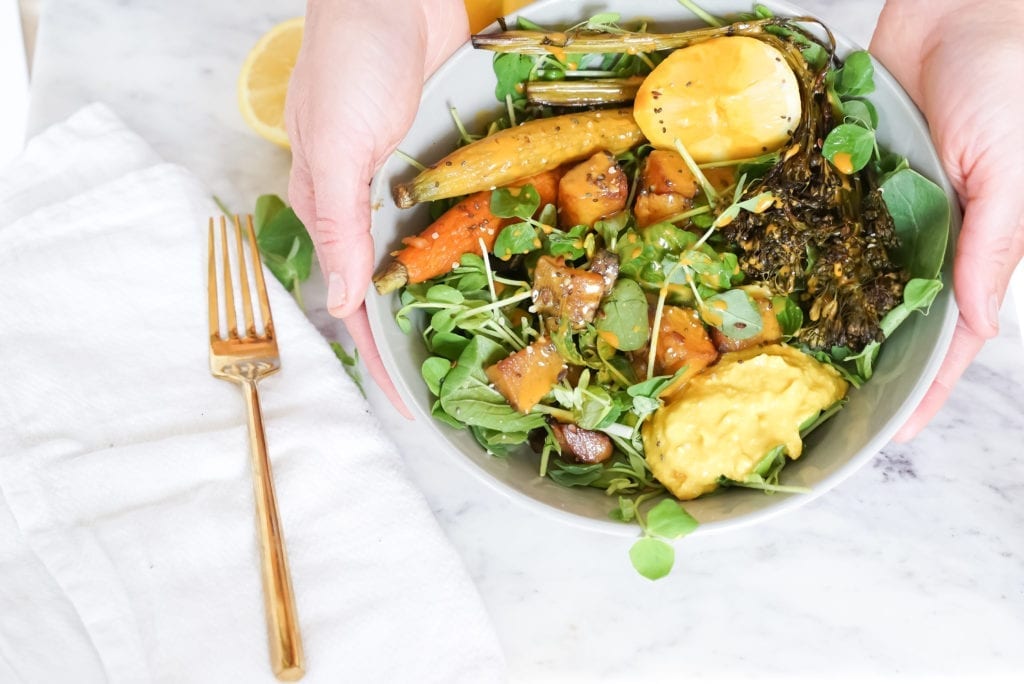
208, 214, 274, 343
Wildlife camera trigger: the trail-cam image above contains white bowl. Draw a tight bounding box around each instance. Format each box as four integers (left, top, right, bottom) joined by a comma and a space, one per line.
367, 0, 960, 537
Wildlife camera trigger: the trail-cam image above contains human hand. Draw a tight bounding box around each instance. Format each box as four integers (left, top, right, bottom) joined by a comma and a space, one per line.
285, 0, 469, 416
871, 0, 1024, 440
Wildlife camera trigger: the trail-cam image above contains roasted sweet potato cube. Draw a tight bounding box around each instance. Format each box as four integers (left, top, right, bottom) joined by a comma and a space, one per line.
532, 255, 606, 329
710, 297, 782, 352
656, 305, 719, 391
557, 151, 628, 228
634, 190, 692, 228
485, 339, 566, 413
642, 150, 699, 196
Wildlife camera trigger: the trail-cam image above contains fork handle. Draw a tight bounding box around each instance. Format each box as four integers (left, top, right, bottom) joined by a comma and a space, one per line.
241, 379, 305, 681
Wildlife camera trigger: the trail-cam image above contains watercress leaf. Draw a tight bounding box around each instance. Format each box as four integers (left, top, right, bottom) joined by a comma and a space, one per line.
822, 123, 876, 173
627, 371, 679, 399
629, 537, 675, 580
873, 148, 909, 184
835, 50, 875, 97
330, 342, 365, 397
842, 98, 878, 129
595, 211, 631, 248
631, 395, 661, 418
426, 284, 465, 305
493, 222, 539, 260
703, 289, 763, 340
595, 279, 650, 351
644, 499, 699, 539
490, 184, 541, 220
587, 12, 621, 28
493, 53, 534, 102
430, 309, 457, 334
880, 169, 951, 279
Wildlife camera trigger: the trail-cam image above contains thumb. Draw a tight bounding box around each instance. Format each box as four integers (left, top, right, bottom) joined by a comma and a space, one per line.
313, 166, 375, 320
952, 176, 1024, 339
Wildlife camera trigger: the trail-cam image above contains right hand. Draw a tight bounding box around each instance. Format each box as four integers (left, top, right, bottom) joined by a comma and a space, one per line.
285, 0, 469, 416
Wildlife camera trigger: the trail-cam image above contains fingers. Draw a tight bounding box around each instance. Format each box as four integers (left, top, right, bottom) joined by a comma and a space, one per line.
893, 315, 986, 442
952, 178, 1024, 340
344, 305, 414, 420
312, 176, 376, 320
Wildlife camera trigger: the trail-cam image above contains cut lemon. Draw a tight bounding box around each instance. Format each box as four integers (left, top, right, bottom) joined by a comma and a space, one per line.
238, 17, 304, 148
633, 36, 802, 163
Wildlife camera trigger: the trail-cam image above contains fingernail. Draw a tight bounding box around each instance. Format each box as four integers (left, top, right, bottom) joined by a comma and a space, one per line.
987, 294, 1000, 330
327, 272, 347, 314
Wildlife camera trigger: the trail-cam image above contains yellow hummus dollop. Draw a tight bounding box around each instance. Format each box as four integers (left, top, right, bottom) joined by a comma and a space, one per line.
643, 344, 848, 500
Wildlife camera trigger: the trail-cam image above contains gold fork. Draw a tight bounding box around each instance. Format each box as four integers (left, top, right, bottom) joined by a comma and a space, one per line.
208, 214, 304, 681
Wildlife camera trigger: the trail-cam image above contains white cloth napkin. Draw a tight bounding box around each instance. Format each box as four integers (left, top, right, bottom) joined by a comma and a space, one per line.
0, 104, 505, 684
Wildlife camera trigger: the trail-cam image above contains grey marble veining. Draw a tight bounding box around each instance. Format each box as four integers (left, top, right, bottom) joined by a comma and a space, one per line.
24, 0, 1024, 680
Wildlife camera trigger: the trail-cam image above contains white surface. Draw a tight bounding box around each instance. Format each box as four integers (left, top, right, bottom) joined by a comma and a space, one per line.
0, 0, 29, 165
19, 0, 1024, 681
0, 104, 502, 683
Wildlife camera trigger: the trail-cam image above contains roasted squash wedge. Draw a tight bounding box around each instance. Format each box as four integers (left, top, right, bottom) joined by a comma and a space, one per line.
485, 338, 566, 413
557, 151, 629, 228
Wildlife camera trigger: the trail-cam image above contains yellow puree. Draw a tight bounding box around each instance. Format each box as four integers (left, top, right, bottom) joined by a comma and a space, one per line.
643, 344, 848, 500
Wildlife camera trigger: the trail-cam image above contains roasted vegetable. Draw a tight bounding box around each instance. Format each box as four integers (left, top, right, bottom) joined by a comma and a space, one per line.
525, 77, 642, 107
551, 422, 614, 464
392, 109, 644, 208
654, 305, 719, 391
485, 338, 565, 413
532, 255, 607, 329
634, 36, 802, 162
557, 151, 629, 228
633, 150, 698, 227
374, 169, 560, 294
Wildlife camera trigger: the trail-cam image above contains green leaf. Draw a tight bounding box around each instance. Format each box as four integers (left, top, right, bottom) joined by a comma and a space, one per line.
834, 51, 875, 97
493, 222, 540, 260
629, 537, 675, 580
254, 204, 314, 292
431, 399, 466, 430
329, 342, 365, 397
822, 123, 876, 173
421, 356, 453, 396
425, 284, 465, 305
429, 331, 471, 361
772, 295, 804, 337
878, 278, 944, 338
842, 98, 878, 129
546, 224, 588, 260
644, 499, 699, 539
439, 336, 547, 433
490, 185, 541, 220
493, 53, 534, 102
874, 148, 910, 185
627, 371, 682, 399
703, 289, 763, 340
610, 496, 637, 523
549, 461, 605, 487
595, 279, 650, 351
880, 169, 951, 279
254, 194, 287, 232
586, 12, 621, 28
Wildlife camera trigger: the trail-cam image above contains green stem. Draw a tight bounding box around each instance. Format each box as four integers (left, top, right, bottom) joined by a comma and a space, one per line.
675, 0, 724, 27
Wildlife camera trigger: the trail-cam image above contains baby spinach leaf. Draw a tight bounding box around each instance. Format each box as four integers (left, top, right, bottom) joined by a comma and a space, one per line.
644, 499, 699, 539
822, 123, 876, 173
595, 279, 650, 351
493, 222, 540, 260
429, 331, 471, 361
439, 336, 547, 433
880, 169, 950, 279
471, 425, 530, 457
548, 461, 605, 487
431, 400, 466, 430
254, 194, 286, 231
703, 289, 763, 340
629, 537, 675, 580
772, 295, 804, 337
879, 278, 944, 337
253, 195, 315, 298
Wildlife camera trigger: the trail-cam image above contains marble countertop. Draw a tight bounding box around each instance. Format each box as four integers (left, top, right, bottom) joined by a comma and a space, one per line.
26, 0, 1023, 680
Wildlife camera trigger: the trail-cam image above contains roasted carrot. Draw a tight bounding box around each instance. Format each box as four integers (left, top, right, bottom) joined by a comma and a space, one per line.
374, 169, 560, 294
392, 108, 644, 208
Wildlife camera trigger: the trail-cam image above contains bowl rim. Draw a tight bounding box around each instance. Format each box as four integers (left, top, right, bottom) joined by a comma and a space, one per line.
367, 0, 961, 538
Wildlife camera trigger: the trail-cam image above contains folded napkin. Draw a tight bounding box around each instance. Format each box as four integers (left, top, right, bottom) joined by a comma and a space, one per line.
0, 104, 505, 683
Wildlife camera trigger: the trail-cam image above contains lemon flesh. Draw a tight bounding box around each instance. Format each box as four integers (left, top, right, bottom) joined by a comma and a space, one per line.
238, 17, 304, 148
633, 36, 801, 163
